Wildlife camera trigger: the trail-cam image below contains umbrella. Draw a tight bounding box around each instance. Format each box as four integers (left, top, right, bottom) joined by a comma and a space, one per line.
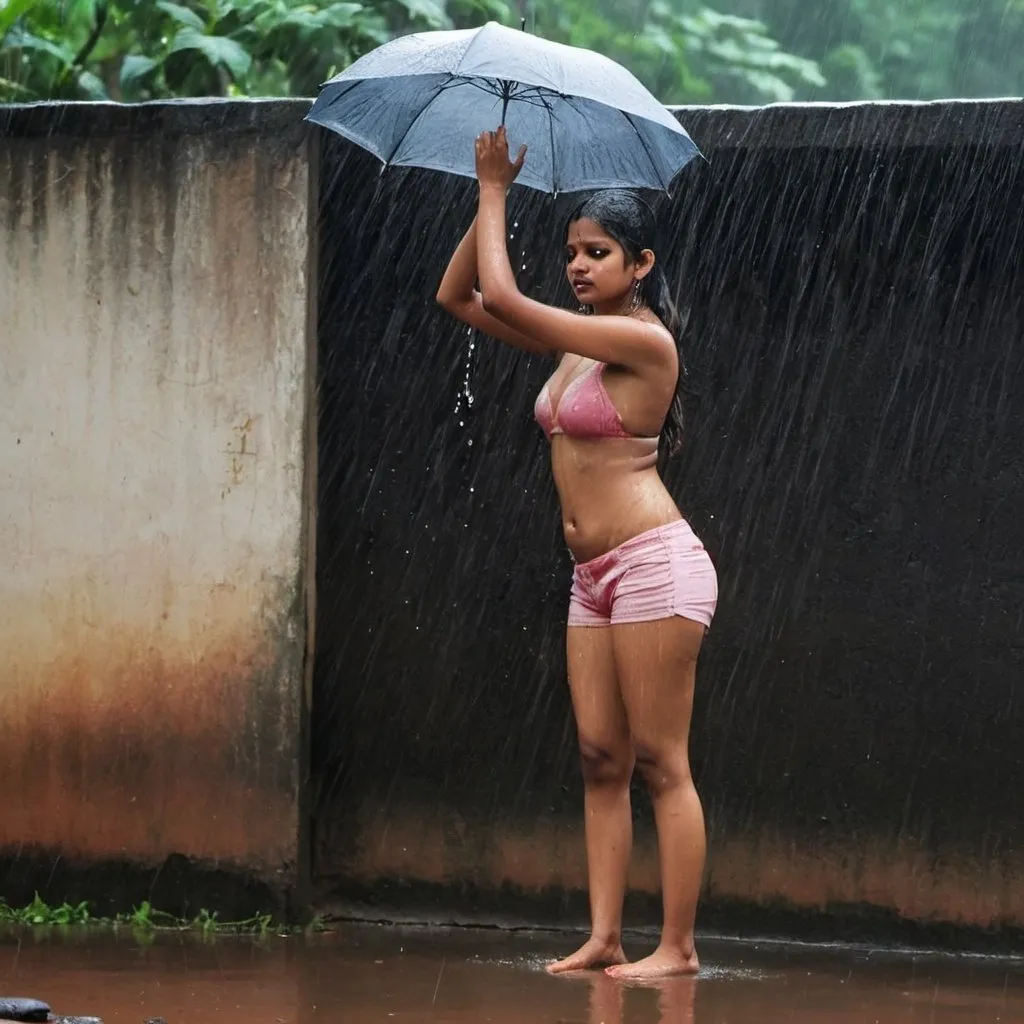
305, 20, 702, 195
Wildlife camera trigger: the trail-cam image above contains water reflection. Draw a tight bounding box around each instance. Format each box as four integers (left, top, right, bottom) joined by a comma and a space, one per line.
581, 972, 697, 1024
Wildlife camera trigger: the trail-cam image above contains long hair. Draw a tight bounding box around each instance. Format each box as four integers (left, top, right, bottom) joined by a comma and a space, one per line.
563, 189, 689, 455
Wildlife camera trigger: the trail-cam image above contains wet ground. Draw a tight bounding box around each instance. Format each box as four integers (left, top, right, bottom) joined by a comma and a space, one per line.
2, 922, 1023, 1023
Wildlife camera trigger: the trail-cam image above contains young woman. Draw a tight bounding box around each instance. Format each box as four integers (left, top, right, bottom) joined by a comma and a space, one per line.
436, 127, 718, 981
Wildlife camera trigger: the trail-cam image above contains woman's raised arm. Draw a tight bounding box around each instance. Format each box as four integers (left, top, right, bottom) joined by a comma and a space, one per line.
436, 215, 554, 357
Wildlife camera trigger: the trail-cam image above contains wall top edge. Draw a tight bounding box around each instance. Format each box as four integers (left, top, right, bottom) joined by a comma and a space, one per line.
2, 96, 1021, 148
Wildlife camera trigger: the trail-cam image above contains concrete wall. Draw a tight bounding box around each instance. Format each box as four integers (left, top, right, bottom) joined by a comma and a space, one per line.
0, 101, 316, 915
312, 100, 1024, 947
3, 96, 1021, 945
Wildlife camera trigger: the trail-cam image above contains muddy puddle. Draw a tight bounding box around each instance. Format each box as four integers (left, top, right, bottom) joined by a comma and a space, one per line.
2, 922, 1023, 1022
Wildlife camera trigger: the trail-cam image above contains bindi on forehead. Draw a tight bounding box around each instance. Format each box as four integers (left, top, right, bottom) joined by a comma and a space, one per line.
568, 232, 615, 249
567, 218, 615, 248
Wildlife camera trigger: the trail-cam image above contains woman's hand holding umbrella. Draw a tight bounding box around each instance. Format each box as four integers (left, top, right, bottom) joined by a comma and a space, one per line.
474, 126, 528, 192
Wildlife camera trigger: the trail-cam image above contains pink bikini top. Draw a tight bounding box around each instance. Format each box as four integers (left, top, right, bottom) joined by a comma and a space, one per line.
533, 361, 658, 441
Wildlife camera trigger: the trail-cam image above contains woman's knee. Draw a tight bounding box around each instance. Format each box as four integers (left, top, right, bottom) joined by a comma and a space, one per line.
633, 741, 691, 796
579, 737, 633, 787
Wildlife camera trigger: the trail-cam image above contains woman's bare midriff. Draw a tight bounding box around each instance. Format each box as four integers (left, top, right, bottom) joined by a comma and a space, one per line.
550, 434, 683, 562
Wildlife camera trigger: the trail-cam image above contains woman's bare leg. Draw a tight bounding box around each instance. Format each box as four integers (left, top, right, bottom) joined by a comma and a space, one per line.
605, 617, 706, 981
546, 624, 634, 974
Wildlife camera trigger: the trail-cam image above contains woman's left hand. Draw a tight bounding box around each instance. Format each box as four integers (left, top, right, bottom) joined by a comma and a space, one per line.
475, 125, 527, 190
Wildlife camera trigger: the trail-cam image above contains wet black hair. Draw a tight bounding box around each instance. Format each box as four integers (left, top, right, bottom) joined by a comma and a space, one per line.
564, 189, 687, 454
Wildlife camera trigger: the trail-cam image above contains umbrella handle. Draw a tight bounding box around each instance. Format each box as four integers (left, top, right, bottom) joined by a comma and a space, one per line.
499, 79, 513, 127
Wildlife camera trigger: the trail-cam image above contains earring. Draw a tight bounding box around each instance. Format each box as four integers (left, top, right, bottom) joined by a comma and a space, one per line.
630, 281, 642, 312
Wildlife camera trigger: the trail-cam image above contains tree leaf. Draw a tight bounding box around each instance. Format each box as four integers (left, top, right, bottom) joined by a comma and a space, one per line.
0, 0, 42, 38
640, 23, 677, 57
168, 27, 252, 79
121, 53, 159, 85
156, 1, 206, 32
0, 24, 75, 64
739, 68, 794, 103
0, 74, 34, 98
321, 2, 364, 29
392, 0, 451, 29
249, 3, 364, 36
76, 68, 107, 99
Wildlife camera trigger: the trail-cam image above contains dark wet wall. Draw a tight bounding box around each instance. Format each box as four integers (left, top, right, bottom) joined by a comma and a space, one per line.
312, 101, 1024, 942
0, 102, 316, 918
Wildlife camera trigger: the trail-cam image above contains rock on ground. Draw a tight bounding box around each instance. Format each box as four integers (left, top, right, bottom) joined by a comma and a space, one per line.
0, 998, 50, 1022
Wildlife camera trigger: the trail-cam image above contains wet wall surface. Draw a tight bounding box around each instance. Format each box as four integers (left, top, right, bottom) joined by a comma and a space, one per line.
312, 101, 1024, 941
0, 102, 316, 916
2, 925, 1023, 1023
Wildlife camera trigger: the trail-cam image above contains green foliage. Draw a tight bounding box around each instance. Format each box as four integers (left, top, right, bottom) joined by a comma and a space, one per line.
1, 0, 1022, 105
750, 0, 1024, 100
0, 892, 93, 925
0, 893, 304, 936
506, 0, 824, 103
0, 0, 451, 102
0, 0, 822, 104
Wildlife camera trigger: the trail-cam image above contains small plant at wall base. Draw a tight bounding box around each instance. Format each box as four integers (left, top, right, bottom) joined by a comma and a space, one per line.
0, 894, 321, 935
0, 893, 93, 926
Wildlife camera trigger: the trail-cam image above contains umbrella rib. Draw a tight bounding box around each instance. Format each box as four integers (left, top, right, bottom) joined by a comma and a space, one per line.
455, 76, 556, 111
459, 76, 503, 99
537, 91, 559, 195
381, 79, 452, 167
622, 111, 665, 190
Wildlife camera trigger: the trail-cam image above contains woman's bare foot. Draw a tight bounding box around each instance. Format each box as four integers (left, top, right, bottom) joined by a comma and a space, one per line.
546, 935, 628, 974
604, 943, 699, 981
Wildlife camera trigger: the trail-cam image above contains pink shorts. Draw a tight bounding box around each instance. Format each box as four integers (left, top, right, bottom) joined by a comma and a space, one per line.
568, 519, 718, 628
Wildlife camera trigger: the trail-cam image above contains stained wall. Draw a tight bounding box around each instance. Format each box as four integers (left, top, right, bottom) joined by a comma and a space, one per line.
0, 101, 316, 914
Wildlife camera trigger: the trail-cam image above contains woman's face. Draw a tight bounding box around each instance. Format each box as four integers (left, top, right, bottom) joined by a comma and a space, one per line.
564, 217, 638, 309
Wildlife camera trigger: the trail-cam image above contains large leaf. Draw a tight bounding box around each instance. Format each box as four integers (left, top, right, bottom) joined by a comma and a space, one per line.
76, 67, 107, 98
738, 68, 795, 103
447, 0, 513, 25
320, 1, 365, 29
156, 1, 206, 32
120, 53, 159, 86
252, 3, 363, 34
0, 0, 42, 37
640, 23, 678, 58
0, 23, 75, 64
394, 0, 451, 29
167, 26, 252, 79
